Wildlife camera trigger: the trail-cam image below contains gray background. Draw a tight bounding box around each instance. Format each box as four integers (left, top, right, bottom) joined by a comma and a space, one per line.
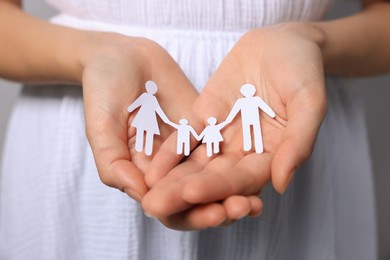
0, 1, 389, 259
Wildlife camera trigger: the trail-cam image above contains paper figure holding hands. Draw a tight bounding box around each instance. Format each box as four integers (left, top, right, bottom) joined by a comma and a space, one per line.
128, 81, 275, 157
127, 81, 173, 156
225, 83, 275, 153
198, 117, 226, 157
171, 119, 199, 156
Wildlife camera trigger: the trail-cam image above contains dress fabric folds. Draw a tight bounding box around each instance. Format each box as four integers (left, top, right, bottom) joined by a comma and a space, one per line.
0, 0, 377, 259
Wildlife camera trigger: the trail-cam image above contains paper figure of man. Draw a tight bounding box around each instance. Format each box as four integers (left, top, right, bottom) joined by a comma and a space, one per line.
225, 83, 276, 153
127, 81, 172, 156
171, 119, 199, 156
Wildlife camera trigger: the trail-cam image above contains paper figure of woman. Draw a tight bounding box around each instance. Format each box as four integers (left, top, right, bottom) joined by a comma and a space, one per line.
127, 81, 172, 156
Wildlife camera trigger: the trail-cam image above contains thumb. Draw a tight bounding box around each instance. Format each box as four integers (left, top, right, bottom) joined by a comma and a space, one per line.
272, 87, 327, 193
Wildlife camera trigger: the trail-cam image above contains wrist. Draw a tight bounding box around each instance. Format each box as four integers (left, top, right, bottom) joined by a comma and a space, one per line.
55, 29, 91, 84
77, 32, 151, 83
275, 22, 327, 59
65, 31, 123, 84
277, 22, 346, 75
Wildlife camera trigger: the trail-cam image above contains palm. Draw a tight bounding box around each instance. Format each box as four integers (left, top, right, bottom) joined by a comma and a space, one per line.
143, 26, 327, 221
80, 34, 260, 230
82, 35, 198, 199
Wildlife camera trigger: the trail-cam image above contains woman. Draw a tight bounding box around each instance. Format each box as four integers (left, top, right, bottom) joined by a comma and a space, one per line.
0, 0, 389, 259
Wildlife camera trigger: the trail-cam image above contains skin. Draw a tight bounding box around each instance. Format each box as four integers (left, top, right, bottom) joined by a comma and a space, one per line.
0, 1, 198, 201
0, 0, 257, 229
143, 23, 327, 222
143, 1, 390, 226
1, 0, 390, 230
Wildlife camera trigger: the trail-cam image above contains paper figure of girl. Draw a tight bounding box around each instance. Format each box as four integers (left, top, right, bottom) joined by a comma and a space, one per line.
198, 117, 226, 157
127, 80, 172, 156
171, 119, 199, 156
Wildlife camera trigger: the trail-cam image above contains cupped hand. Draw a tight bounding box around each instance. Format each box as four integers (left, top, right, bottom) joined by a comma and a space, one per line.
80, 32, 257, 230
80, 32, 198, 202
143, 22, 327, 226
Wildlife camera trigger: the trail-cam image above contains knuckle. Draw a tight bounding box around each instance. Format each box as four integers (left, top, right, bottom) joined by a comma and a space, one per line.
300, 145, 314, 162
98, 168, 115, 188
318, 96, 328, 116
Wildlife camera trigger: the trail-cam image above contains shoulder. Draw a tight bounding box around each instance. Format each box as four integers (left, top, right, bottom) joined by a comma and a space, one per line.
235, 98, 245, 105
254, 96, 264, 102
138, 93, 148, 99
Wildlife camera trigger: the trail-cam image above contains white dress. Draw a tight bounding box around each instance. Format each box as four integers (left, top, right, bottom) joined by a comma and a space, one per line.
200, 125, 224, 144
0, 1, 377, 259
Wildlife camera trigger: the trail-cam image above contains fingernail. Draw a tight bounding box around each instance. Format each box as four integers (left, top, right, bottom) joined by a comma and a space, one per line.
252, 209, 263, 218
236, 212, 249, 220
144, 211, 155, 218
124, 188, 142, 202
215, 217, 228, 227
281, 169, 296, 194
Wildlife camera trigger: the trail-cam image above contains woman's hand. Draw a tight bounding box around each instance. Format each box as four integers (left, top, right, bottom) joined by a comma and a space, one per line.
142, 23, 328, 227
80, 32, 199, 202
80, 33, 262, 230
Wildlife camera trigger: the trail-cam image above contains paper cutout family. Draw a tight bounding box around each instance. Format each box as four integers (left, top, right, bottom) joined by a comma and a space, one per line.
127, 81, 276, 157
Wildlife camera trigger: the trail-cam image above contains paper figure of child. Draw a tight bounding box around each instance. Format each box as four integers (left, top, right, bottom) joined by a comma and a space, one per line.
171, 119, 199, 156
127, 80, 173, 156
225, 83, 276, 153
198, 117, 226, 157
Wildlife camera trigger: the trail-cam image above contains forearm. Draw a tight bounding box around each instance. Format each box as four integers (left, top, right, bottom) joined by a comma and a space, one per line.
314, 2, 390, 76
0, 1, 90, 83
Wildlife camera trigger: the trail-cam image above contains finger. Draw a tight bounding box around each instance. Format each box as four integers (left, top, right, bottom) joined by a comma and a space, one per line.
247, 195, 264, 217
157, 203, 227, 230
219, 195, 263, 226
92, 146, 148, 202
182, 153, 272, 204
222, 195, 253, 220
272, 87, 327, 193
142, 159, 206, 217
145, 132, 183, 187
146, 123, 204, 188
86, 114, 149, 201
